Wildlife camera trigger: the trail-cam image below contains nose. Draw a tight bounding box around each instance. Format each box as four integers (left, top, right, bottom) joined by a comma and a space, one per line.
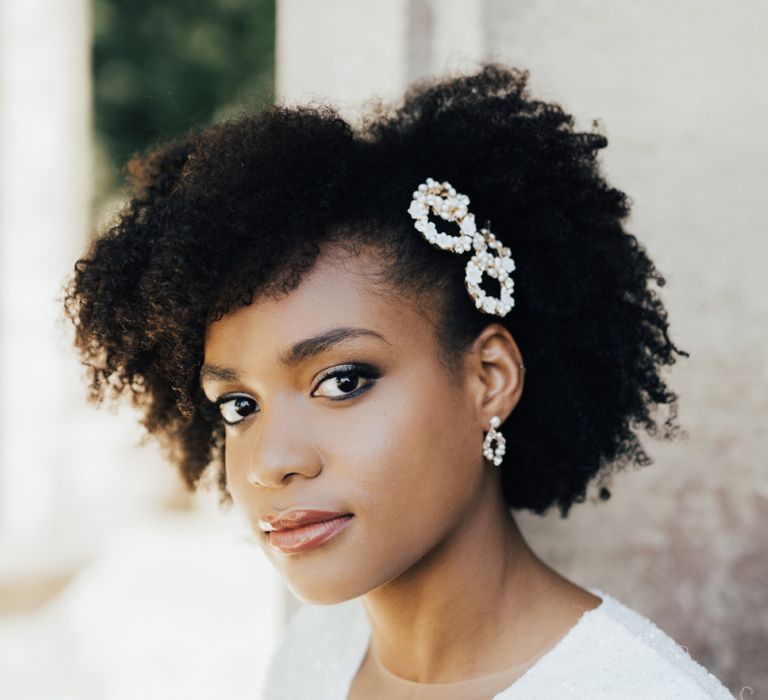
231, 400, 323, 489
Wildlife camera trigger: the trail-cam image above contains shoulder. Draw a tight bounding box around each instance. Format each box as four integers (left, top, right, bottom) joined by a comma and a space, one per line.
261, 597, 369, 700
501, 588, 735, 699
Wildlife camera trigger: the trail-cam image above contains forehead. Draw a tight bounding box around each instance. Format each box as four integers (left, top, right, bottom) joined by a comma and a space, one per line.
203, 248, 435, 363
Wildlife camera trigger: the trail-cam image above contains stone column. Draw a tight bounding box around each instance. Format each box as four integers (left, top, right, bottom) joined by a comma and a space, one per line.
0, 0, 91, 544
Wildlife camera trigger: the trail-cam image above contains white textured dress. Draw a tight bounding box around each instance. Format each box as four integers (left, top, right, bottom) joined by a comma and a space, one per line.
262, 587, 735, 699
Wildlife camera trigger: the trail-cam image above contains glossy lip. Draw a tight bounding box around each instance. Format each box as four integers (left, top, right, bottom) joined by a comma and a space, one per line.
266, 514, 354, 554
259, 509, 351, 532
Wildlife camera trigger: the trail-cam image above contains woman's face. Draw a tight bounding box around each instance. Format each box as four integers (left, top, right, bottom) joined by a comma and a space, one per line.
201, 248, 491, 604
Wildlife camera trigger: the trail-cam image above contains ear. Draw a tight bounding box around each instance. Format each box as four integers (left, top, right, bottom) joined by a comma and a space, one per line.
465, 323, 525, 429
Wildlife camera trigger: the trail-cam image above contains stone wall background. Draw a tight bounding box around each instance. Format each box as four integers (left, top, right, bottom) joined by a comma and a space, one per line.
485, 3, 766, 695
277, 1, 767, 695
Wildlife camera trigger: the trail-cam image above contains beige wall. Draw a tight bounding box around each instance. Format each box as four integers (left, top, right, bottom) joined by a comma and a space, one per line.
277, 1, 767, 695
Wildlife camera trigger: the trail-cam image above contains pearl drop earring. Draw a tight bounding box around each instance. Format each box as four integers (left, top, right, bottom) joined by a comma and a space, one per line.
483, 415, 506, 466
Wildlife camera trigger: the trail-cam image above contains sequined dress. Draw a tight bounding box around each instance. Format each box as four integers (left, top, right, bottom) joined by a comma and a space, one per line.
262, 587, 735, 699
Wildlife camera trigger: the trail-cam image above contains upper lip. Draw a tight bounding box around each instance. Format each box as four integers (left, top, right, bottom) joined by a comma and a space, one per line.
258, 509, 352, 532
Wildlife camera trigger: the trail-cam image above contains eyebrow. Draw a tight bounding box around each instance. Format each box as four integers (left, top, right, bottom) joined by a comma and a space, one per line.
199, 326, 389, 384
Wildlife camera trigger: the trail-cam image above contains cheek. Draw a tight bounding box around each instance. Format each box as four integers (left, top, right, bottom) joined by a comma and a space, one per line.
341, 367, 482, 583
221, 434, 252, 505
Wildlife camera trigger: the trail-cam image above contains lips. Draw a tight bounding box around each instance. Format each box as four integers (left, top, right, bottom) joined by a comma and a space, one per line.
269, 515, 353, 553
259, 509, 351, 531
259, 509, 354, 554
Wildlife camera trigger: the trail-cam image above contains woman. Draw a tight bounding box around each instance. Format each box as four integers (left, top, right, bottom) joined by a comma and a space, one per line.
64, 64, 734, 698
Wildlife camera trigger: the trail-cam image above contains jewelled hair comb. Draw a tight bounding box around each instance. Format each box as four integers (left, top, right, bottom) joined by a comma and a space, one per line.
407, 177, 516, 316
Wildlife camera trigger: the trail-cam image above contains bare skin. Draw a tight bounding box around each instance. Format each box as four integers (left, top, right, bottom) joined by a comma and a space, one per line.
201, 244, 601, 691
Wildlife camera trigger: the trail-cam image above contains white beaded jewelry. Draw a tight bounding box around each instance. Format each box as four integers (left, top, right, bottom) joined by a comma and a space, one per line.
408, 177, 516, 317
482, 415, 506, 467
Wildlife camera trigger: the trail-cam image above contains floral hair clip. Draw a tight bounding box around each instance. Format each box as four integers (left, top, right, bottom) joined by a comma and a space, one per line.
407, 177, 516, 316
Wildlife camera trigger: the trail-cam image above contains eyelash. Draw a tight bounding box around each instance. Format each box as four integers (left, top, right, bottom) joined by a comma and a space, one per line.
201, 360, 380, 428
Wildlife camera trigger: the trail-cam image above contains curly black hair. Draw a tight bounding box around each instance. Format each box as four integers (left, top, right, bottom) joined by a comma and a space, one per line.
64, 63, 688, 518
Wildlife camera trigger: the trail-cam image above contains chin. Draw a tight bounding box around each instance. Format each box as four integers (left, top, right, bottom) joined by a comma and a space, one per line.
281, 555, 414, 606
284, 578, 366, 606
276, 554, 396, 605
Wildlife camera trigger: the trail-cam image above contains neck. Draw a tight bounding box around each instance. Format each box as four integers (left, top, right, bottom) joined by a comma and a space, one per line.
359, 470, 579, 683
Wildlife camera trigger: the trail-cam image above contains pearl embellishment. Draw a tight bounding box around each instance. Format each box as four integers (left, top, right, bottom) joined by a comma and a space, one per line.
483, 414, 506, 466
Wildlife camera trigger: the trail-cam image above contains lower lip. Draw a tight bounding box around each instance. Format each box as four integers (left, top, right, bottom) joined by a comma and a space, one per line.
267, 515, 354, 554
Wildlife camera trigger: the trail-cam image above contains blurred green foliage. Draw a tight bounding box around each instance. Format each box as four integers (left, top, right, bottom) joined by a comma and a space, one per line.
93, 0, 275, 181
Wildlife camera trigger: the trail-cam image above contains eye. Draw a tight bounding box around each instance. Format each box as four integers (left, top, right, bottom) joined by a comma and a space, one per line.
311, 363, 379, 400
208, 363, 380, 427
216, 394, 258, 426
